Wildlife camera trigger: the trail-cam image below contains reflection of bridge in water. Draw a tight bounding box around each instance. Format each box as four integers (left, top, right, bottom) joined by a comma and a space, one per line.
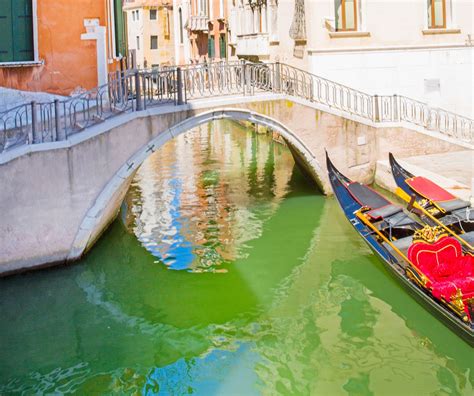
0, 62, 472, 275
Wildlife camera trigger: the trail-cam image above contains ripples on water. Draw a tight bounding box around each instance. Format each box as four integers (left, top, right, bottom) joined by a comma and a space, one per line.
0, 121, 473, 395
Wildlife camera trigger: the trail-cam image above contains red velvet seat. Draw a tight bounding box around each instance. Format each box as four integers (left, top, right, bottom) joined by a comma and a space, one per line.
407, 236, 474, 303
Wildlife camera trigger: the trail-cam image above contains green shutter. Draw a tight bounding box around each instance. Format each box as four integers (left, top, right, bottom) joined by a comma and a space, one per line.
0, 0, 13, 62
114, 0, 126, 57
219, 34, 226, 59
12, 0, 33, 61
208, 35, 215, 59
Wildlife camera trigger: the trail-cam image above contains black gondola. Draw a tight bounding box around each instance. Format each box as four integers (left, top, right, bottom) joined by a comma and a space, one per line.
389, 152, 474, 251
326, 152, 474, 346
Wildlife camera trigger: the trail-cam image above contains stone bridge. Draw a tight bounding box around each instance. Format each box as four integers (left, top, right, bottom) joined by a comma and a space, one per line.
0, 62, 472, 275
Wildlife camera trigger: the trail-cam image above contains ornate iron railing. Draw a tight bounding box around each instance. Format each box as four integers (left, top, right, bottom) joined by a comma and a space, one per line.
1, 62, 472, 155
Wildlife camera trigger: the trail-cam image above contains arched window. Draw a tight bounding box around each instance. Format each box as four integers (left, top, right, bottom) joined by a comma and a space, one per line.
428, 0, 446, 28
179, 8, 183, 44
335, 0, 357, 31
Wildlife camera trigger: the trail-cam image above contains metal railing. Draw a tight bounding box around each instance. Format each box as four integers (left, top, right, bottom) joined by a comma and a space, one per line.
1, 61, 472, 155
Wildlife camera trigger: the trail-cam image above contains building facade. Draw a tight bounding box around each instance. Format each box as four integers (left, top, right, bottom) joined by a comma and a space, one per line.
173, 0, 192, 64
124, 0, 175, 68
228, 0, 474, 117
0, 0, 126, 96
188, 0, 229, 63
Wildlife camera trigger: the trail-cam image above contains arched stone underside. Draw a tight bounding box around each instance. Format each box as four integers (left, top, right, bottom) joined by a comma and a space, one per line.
0, 95, 465, 276
68, 108, 325, 262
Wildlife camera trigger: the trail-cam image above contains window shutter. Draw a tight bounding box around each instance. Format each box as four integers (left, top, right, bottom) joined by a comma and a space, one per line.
114, 0, 126, 57
0, 0, 13, 62
12, 0, 33, 61
219, 34, 226, 59
208, 35, 215, 58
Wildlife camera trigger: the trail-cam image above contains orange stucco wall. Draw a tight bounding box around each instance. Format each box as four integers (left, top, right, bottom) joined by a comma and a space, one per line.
189, 0, 227, 62
0, 0, 116, 96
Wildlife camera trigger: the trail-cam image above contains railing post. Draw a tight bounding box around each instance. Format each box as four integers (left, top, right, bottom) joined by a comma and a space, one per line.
134, 69, 143, 111
242, 60, 247, 96
274, 61, 281, 93
115, 70, 122, 103
373, 94, 380, 122
392, 94, 400, 122
31, 101, 38, 144
176, 67, 184, 105
53, 99, 60, 141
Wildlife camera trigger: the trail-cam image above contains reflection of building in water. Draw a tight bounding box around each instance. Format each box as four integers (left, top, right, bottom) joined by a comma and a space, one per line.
125, 120, 295, 271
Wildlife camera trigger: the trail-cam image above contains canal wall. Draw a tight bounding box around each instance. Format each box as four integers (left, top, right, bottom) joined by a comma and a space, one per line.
0, 95, 467, 276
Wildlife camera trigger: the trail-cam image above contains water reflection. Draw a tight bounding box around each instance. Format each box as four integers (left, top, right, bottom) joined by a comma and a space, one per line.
0, 121, 472, 395
126, 121, 294, 272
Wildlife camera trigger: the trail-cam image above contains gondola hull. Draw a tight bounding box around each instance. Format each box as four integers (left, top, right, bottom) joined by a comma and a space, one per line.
327, 155, 474, 346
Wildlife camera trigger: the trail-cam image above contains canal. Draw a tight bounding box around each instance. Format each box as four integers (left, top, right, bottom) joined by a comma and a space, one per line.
0, 120, 472, 395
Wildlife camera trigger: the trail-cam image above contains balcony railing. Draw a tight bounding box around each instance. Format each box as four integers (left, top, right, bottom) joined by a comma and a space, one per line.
235, 33, 270, 57
0, 61, 472, 155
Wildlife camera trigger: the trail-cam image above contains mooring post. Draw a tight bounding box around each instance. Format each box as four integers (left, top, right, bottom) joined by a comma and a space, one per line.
135, 69, 143, 111
176, 67, 184, 105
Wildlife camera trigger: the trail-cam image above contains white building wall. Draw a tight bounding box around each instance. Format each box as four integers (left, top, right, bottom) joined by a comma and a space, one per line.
309, 46, 474, 118
306, 0, 474, 118
173, 0, 191, 64
126, 8, 145, 68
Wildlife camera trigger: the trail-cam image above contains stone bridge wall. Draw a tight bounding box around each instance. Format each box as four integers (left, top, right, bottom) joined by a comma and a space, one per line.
0, 96, 464, 275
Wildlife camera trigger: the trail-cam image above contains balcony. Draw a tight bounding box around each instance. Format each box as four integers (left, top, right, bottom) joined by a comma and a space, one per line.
186, 15, 209, 32
235, 33, 270, 58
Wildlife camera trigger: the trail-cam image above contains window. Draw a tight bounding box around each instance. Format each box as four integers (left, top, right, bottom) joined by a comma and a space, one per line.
150, 9, 157, 20
428, 0, 446, 28
335, 0, 357, 31
136, 10, 139, 20
0, 0, 34, 62
150, 35, 158, 49
208, 35, 215, 58
219, 34, 226, 59
136, 36, 140, 50
219, 0, 225, 18
179, 8, 184, 44
198, 0, 209, 16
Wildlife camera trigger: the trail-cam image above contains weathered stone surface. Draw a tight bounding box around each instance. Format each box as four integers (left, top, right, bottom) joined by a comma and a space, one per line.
0, 97, 468, 275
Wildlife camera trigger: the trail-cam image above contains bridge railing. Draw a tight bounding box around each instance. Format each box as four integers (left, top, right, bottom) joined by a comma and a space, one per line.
1, 61, 473, 155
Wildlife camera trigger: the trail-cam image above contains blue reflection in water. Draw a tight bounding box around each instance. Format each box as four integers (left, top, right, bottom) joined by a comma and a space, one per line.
143, 343, 261, 395
140, 175, 195, 270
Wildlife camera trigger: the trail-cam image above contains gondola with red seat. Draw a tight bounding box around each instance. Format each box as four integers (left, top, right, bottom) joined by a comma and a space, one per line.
389, 153, 474, 251
327, 152, 474, 345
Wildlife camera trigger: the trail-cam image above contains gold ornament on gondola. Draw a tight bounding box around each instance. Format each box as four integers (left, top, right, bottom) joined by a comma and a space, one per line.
412, 225, 447, 244
450, 289, 467, 320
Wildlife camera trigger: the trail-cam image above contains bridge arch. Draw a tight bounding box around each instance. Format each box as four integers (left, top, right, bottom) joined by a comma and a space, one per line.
68, 108, 325, 261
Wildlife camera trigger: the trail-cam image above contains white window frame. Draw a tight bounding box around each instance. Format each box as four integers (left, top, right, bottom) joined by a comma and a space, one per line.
0, 0, 40, 65
32, 0, 39, 62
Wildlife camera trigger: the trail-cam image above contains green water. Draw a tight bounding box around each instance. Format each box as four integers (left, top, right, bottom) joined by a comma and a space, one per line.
0, 121, 472, 395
